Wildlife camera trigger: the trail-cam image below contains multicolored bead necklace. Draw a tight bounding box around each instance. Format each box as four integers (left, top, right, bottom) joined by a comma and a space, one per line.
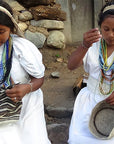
0, 36, 13, 88
99, 39, 114, 95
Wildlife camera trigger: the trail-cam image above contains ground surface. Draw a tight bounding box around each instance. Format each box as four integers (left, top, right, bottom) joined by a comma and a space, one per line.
40, 43, 85, 144
41, 43, 85, 108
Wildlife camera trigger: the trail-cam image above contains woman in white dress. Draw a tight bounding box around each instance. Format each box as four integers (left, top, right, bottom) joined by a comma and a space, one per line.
68, 1, 114, 144
0, 1, 51, 144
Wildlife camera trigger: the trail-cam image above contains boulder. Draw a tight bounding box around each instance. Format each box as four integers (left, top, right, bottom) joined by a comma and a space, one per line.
4, 1, 25, 12
16, 0, 56, 8
30, 4, 66, 21
47, 123, 69, 144
47, 30, 65, 49
28, 25, 49, 37
25, 30, 46, 48
30, 19, 64, 30
18, 22, 28, 32
18, 11, 33, 22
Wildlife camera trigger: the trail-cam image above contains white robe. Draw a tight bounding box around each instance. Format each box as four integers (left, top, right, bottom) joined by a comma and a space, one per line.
0, 35, 51, 144
68, 41, 114, 144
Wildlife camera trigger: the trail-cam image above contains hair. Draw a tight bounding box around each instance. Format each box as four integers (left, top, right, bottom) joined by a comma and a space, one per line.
0, 1, 15, 32
98, 1, 114, 27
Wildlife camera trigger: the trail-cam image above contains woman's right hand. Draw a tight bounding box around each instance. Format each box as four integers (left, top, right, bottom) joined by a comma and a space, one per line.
68, 28, 102, 70
83, 28, 102, 48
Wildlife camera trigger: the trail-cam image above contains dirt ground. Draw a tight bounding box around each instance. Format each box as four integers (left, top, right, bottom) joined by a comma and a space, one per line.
40, 42, 85, 114
39, 43, 86, 144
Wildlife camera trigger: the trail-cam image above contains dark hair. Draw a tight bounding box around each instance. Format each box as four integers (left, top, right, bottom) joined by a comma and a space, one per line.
98, 1, 114, 27
0, 1, 15, 32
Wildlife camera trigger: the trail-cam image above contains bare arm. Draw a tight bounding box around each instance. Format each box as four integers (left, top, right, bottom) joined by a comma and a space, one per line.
68, 28, 102, 70
6, 76, 44, 102
106, 91, 114, 105
68, 45, 88, 70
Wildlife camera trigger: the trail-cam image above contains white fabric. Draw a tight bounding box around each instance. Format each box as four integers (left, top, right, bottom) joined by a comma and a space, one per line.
68, 41, 114, 144
0, 35, 51, 144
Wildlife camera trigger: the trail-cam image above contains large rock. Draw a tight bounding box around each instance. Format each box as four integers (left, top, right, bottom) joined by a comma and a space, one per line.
7, 1, 25, 11
47, 30, 65, 49
16, 0, 56, 8
46, 106, 73, 118
18, 22, 28, 32
18, 11, 33, 22
30, 4, 66, 21
28, 25, 49, 37
30, 19, 64, 30
47, 123, 69, 144
25, 30, 46, 48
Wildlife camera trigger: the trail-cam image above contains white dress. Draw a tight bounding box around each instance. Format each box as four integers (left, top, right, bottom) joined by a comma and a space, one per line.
68, 41, 114, 144
0, 35, 51, 144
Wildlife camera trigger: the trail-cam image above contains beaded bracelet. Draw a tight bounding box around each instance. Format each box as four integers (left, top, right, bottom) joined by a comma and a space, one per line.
28, 82, 33, 92
82, 42, 88, 49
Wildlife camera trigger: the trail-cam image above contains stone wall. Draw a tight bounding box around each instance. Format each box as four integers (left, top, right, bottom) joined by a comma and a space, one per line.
3, 0, 106, 46
4, 0, 66, 49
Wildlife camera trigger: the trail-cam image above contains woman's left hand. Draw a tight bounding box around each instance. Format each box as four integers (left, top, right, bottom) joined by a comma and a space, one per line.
106, 91, 114, 105
6, 84, 31, 102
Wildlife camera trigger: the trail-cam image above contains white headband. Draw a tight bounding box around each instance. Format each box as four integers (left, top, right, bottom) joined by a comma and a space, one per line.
103, 5, 114, 13
0, 6, 24, 38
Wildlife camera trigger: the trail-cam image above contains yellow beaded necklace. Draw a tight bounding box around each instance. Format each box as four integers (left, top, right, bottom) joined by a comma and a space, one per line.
99, 39, 114, 95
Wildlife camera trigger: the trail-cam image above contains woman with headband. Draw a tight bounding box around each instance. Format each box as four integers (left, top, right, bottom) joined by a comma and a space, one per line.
68, 1, 114, 144
0, 1, 51, 144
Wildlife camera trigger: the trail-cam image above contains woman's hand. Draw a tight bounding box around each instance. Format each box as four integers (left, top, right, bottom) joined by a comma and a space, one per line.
6, 76, 44, 102
6, 84, 31, 102
83, 28, 102, 48
106, 91, 114, 105
68, 28, 102, 70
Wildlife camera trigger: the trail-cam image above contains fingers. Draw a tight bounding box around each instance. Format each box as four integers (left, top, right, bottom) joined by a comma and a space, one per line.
7, 92, 21, 102
83, 28, 102, 48
85, 31, 101, 40
11, 97, 17, 102
6, 90, 21, 102
6, 86, 22, 102
6, 92, 22, 102
106, 97, 114, 105
106, 98, 114, 105
6, 83, 29, 102
86, 28, 99, 34
106, 92, 114, 105
11, 96, 21, 103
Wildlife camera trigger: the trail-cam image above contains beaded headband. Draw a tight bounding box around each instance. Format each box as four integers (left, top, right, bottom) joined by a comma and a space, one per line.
0, 6, 24, 38
103, 5, 114, 13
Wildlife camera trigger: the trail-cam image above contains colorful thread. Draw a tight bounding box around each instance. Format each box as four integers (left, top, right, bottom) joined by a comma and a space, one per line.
99, 39, 114, 95
0, 36, 13, 88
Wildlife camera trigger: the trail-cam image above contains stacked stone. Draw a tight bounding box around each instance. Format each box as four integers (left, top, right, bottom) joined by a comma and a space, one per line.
4, 0, 66, 49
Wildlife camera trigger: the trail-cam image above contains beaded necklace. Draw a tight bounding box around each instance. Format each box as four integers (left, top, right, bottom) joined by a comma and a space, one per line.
99, 39, 114, 95
0, 36, 13, 88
